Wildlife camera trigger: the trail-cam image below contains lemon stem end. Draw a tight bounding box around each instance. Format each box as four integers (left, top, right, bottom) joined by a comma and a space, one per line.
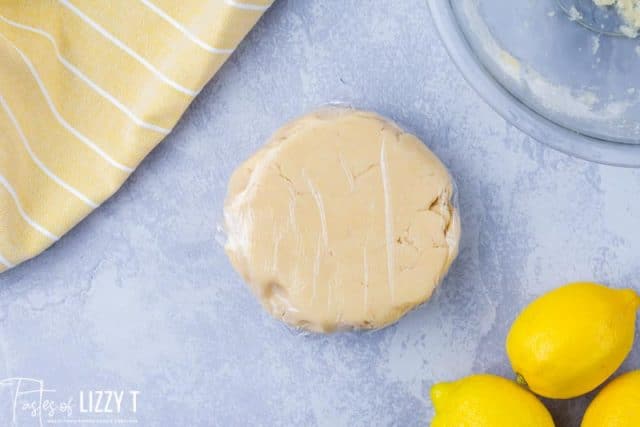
621, 289, 640, 310
515, 373, 528, 388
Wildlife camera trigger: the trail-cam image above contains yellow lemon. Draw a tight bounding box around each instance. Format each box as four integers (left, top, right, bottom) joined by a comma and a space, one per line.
581, 370, 640, 427
506, 282, 640, 399
430, 374, 555, 427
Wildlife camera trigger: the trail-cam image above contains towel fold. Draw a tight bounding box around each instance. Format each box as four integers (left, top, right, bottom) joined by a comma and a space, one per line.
0, 0, 270, 272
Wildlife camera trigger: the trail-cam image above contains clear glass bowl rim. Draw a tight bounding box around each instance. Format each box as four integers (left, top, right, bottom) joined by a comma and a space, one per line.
427, 0, 640, 168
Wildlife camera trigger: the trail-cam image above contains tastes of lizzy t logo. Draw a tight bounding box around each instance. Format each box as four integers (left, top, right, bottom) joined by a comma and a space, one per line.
0, 378, 140, 425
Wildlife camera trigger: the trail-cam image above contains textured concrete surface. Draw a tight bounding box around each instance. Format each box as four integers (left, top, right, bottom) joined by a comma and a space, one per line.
1, 1, 640, 426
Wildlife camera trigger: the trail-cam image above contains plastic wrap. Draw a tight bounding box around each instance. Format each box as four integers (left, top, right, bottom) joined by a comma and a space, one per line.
222, 106, 460, 333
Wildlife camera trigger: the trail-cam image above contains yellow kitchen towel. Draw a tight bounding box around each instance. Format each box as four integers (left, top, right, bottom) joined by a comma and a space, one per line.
0, 0, 271, 272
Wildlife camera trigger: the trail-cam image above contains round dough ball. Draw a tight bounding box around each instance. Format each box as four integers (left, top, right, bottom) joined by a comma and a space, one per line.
224, 108, 460, 333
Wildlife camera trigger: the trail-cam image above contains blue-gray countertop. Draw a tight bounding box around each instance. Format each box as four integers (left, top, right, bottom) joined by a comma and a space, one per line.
2, 1, 639, 426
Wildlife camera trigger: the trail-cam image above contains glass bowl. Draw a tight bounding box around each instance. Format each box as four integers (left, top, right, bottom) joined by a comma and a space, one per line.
427, 0, 640, 167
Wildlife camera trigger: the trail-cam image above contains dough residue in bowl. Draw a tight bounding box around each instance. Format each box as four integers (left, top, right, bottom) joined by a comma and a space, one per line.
594, 0, 640, 37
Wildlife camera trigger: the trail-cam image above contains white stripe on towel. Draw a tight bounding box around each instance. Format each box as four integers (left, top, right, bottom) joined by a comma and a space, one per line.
138, 0, 234, 54
0, 33, 134, 173
0, 15, 170, 135
0, 173, 60, 241
0, 94, 99, 208
225, 0, 272, 11
59, 0, 197, 97
0, 251, 13, 269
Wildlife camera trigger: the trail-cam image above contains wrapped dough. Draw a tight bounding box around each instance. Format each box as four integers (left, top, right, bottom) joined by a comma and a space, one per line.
224, 108, 460, 333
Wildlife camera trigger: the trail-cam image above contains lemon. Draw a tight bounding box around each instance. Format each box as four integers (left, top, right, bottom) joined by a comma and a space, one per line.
430, 374, 555, 427
581, 370, 640, 427
506, 282, 640, 399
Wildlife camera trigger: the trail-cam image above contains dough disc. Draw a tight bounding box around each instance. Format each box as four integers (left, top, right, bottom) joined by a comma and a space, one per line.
224, 108, 460, 333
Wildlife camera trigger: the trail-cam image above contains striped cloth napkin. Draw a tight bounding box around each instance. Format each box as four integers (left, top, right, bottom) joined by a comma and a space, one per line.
0, 0, 271, 272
